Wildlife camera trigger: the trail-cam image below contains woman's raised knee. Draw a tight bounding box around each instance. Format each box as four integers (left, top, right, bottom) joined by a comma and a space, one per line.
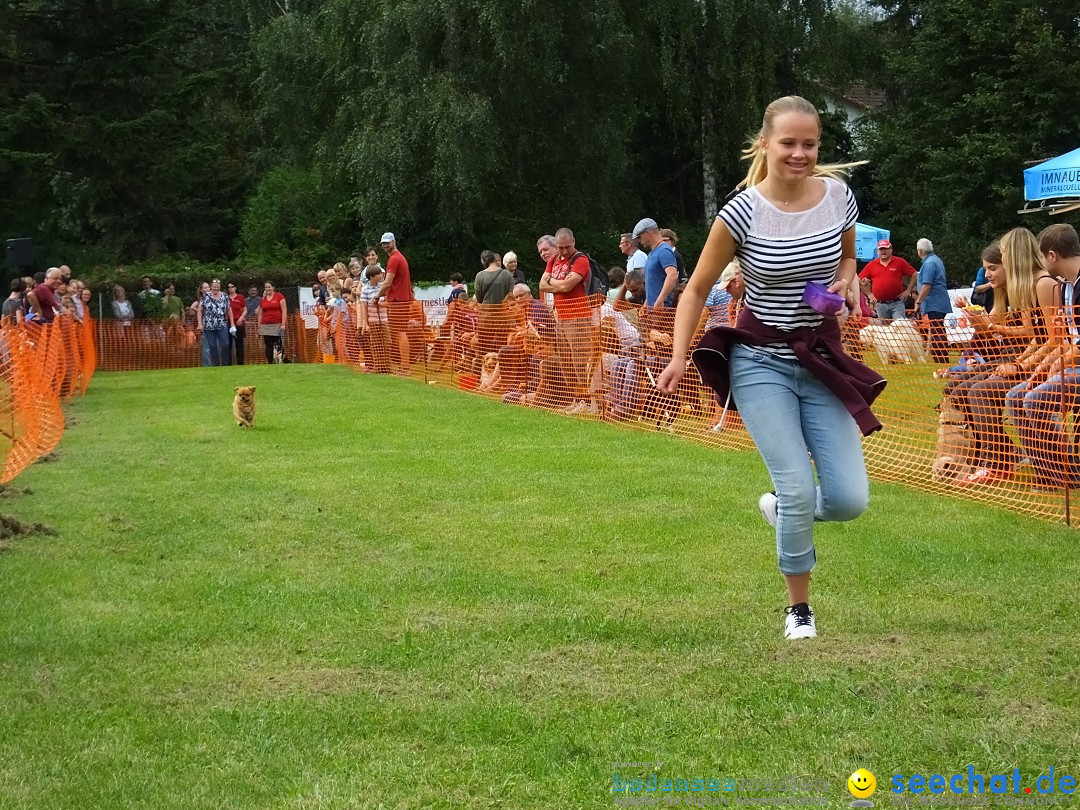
820, 487, 868, 522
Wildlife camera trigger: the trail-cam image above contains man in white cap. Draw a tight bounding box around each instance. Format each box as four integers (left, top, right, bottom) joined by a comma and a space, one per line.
632, 217, 679, 309
857, 239, 916, 321
373, 231, 415, 375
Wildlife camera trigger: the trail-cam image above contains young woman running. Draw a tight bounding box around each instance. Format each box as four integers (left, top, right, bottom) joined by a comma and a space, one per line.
658, 96, 885, 640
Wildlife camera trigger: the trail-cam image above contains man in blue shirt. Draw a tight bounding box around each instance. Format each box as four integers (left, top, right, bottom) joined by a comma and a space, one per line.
632, 217, 679, 308
914, 237, 953, 364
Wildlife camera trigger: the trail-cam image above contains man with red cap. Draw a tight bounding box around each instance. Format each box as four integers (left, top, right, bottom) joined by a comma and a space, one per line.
858, 239, 916, 320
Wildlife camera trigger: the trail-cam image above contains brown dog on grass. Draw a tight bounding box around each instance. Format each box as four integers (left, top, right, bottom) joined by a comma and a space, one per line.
233, 386, 256, 428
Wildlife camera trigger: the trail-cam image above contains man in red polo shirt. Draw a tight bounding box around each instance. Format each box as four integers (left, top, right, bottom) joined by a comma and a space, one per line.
374, 231, 414, 375
539, 227, 596, 414
858, 239, 916, 321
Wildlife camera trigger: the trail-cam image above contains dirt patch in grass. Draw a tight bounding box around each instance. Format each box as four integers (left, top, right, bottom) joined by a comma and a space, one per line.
34, 452, 60, 464
0, 484, 32, 498
0, 513, 57, 552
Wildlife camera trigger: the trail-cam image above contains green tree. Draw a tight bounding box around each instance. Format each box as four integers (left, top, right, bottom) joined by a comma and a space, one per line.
237, 164, 349, 266
0, 0, 255, 262
861, 0, 1080, 274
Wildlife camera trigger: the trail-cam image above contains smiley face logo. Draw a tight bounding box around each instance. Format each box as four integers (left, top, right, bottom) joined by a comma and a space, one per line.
848, 769, 876, 799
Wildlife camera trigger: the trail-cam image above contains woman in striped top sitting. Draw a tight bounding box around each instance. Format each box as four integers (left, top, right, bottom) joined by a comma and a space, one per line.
658, 96, 885, 641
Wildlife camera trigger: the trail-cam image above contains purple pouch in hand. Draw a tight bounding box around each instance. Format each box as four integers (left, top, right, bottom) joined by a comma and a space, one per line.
802, 281, 845, 315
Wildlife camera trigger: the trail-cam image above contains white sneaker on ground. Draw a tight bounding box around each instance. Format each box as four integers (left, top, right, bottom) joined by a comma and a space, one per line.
758, 492, 778, 528
784, 602, 817, 640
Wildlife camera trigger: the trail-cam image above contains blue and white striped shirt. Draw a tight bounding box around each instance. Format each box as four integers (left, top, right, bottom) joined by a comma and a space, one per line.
717, 177, 857, 358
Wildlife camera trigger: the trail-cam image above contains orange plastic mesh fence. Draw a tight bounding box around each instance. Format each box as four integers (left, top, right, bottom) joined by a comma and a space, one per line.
93, 297, 1080, 525
0, 317, 97, 484
91, 315, 311, 370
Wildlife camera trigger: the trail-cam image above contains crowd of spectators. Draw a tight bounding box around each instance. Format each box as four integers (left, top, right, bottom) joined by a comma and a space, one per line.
16, 218, 1077, 493
300, 223, 743, 428
320, 222, 1078, 495
3, 265, 90, 328
97, 273, 288, 367
941, 223, 1080, 492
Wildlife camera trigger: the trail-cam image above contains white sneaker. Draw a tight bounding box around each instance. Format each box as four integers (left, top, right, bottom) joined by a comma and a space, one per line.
784, 602, 817, 640
758, 492, 778, 528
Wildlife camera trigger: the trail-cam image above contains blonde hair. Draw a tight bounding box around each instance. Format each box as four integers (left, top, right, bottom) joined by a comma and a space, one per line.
995, 227, 1044, 317
739, 96, 865, 189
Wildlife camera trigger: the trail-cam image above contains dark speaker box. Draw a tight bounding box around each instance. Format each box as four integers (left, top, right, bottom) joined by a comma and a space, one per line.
4, 238, 33, 268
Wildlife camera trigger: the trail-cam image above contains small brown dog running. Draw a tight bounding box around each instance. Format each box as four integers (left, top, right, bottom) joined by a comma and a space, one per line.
233, 386, 256, 428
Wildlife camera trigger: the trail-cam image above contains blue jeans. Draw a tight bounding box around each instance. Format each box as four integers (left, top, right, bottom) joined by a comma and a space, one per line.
729, 344, 869, 575
607, 356, 639, 418
202, 327, 230, 367
1006, 369, 1080, 485
875, 299, 907, 320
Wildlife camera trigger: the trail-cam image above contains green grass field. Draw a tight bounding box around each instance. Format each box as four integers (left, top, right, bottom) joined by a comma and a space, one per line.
0, 365, 1077, 809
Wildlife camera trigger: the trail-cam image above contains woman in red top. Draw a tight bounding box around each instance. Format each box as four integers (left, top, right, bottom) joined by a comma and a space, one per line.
227, 282, 247, 365
256, 281, 287, 363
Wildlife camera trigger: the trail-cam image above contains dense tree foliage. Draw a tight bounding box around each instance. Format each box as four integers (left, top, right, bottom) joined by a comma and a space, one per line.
0, 1, 256, 264
1, 0, 1078, 282
860, 0, 1080, 276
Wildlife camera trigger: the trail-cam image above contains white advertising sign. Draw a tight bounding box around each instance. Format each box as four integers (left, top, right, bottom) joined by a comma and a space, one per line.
413, 285, 454, 326
297, 284, 456, 328
298, 286, 319, 328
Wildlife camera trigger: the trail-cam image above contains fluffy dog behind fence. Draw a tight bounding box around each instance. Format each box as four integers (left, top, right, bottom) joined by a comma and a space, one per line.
859, 319, 929, 365
931, 397, 976, 482
478, 352, 502, 392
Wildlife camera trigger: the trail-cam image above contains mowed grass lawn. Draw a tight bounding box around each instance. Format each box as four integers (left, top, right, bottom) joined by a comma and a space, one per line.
1, 365, 1077, 809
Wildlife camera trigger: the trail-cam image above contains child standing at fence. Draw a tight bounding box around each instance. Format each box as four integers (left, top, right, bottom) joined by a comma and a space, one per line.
3, 279, 25, 327
358, 267, 389, 373
657, 96, 884, 641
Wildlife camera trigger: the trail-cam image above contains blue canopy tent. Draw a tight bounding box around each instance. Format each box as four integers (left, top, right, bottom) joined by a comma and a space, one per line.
1021, 147, 1080, 215
855, 222, 890, 262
